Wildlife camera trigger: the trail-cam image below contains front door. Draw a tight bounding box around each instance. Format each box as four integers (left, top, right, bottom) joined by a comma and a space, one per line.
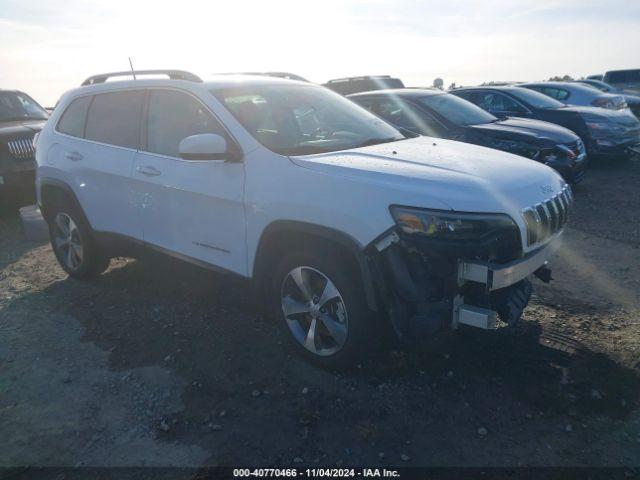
132, 89, 247, 275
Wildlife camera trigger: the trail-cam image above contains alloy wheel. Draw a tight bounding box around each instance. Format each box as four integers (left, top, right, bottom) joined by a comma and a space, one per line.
53, 212, 83, 271
280, 266, 348, 356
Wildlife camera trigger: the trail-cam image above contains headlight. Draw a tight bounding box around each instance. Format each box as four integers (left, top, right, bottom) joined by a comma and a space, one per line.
390, 206, 518, 241
486, 138, 540, 159
586, 121, 614, 130
552, 144, 576, 161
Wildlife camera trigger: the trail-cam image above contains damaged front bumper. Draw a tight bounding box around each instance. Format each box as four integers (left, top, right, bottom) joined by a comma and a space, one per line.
366, 229, 562, 339
457, 236, 561, 291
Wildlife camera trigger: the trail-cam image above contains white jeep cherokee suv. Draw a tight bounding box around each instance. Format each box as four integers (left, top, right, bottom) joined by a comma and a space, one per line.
36, 70, 571, 368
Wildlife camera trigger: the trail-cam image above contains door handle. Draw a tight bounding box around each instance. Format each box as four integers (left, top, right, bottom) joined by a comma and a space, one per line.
136, 165, 162, 177
65, 151, 83, 161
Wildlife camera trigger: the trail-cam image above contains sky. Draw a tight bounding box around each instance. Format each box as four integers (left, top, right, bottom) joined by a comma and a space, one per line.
1, 0, 639, 106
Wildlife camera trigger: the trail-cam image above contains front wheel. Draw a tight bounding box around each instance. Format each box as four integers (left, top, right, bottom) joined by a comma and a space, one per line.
272, 247, 377, 369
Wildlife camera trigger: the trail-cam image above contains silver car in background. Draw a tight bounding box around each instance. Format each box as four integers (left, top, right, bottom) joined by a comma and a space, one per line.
576, 79, 640, 119
519, 81, 628, 111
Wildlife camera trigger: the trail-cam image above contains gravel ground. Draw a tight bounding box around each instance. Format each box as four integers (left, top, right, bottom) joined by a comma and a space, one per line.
1, 160, 639, 470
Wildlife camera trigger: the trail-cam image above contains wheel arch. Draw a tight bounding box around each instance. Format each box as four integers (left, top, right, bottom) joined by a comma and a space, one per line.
38, 178, 91, 228
252, 220, 379, 311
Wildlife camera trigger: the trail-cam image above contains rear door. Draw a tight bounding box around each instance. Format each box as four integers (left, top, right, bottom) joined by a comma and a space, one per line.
132, 88, 247, 275
53, 90, 144, 239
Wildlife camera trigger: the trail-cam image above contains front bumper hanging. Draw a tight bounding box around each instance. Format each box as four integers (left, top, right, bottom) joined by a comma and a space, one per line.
453, 235, 561, 330
370, 228, 562, 338
457, 235, 562, 291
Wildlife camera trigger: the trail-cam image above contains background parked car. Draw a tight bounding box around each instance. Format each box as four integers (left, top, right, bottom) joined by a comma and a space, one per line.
602, 69, 640, 95
349, 88, 587, 183
323, 75, 404, 96
576, 79, 640, 118
451, 86, 640, 160
0, 89, 48, 209
519, 81, 628, 111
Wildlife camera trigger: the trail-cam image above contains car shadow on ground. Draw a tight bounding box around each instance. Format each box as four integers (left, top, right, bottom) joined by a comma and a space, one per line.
4, 254, 639, 465
0, 210, 48, 267
5, 252, 638, 451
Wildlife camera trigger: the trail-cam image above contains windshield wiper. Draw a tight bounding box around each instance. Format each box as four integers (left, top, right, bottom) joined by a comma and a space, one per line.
354, 137, 403, 149
0, 116, 47, 122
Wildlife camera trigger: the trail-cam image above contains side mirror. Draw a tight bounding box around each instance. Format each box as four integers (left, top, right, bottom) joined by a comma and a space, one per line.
179, 134, 237, 161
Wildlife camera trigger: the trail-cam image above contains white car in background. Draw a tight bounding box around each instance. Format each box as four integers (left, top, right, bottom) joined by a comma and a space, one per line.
35, 70, 570, 368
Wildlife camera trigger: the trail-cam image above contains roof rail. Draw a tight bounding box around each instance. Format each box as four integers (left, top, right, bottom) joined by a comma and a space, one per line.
81, 70, 202, 86
326, 75, 394, 84
216, 72, 309, 82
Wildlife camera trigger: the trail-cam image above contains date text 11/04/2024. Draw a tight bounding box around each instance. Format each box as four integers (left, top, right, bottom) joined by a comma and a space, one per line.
232, 469, 401, 477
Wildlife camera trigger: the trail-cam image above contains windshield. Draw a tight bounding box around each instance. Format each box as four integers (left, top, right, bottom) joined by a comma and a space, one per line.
0, 91, 49, 122
212, 85, 405, 155
509, 87, 565, 109
418, 93, 497, 126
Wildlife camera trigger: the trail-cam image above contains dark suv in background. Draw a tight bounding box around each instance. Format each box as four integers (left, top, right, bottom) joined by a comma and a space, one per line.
349, 88, 587, 183
0, 90, 48, 208
452, 85, 640, 160
602, 69, 640, 95
323, 75, 405, 96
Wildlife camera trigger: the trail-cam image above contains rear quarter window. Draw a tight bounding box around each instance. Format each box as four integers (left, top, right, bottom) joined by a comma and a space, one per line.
84, 90, 145, 149
56, 96, 92, 138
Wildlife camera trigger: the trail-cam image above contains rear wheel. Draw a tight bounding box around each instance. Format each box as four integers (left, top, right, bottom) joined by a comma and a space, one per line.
272, 247, 376, 369
48, 198, 110, 278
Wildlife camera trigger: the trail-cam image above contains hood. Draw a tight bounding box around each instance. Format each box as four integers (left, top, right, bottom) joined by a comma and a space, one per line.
622, 94, 640, 106
554, 104, 633, 119
540, 105, 640, 127
290, 136, 566, 217
621, 87, 640, 95
0, 120, 46, 140
469, 117, 578, 145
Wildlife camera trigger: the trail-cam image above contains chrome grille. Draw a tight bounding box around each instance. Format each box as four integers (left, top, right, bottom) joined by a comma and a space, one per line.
521, 185, 572, 246
7, 136, 36, 160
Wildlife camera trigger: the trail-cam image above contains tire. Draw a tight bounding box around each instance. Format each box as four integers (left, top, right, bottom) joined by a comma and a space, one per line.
47, 196, 110, 278
271, 245, 377, 369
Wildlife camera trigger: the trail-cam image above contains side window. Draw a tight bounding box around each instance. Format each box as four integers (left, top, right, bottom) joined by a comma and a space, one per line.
538, 87, 555, 98
57, 96, 92, 138
477, 92, 522, 112
454, 91, 473, 102
374, 99, 414, 128
223, 93, 305, 150
85, 90, 145, 149
146, 90, 226, 158
540, 87, 568, 101
354, 98, 376, 113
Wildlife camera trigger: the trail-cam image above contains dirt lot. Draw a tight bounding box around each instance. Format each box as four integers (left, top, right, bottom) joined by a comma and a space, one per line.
1, 160, 640, 471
